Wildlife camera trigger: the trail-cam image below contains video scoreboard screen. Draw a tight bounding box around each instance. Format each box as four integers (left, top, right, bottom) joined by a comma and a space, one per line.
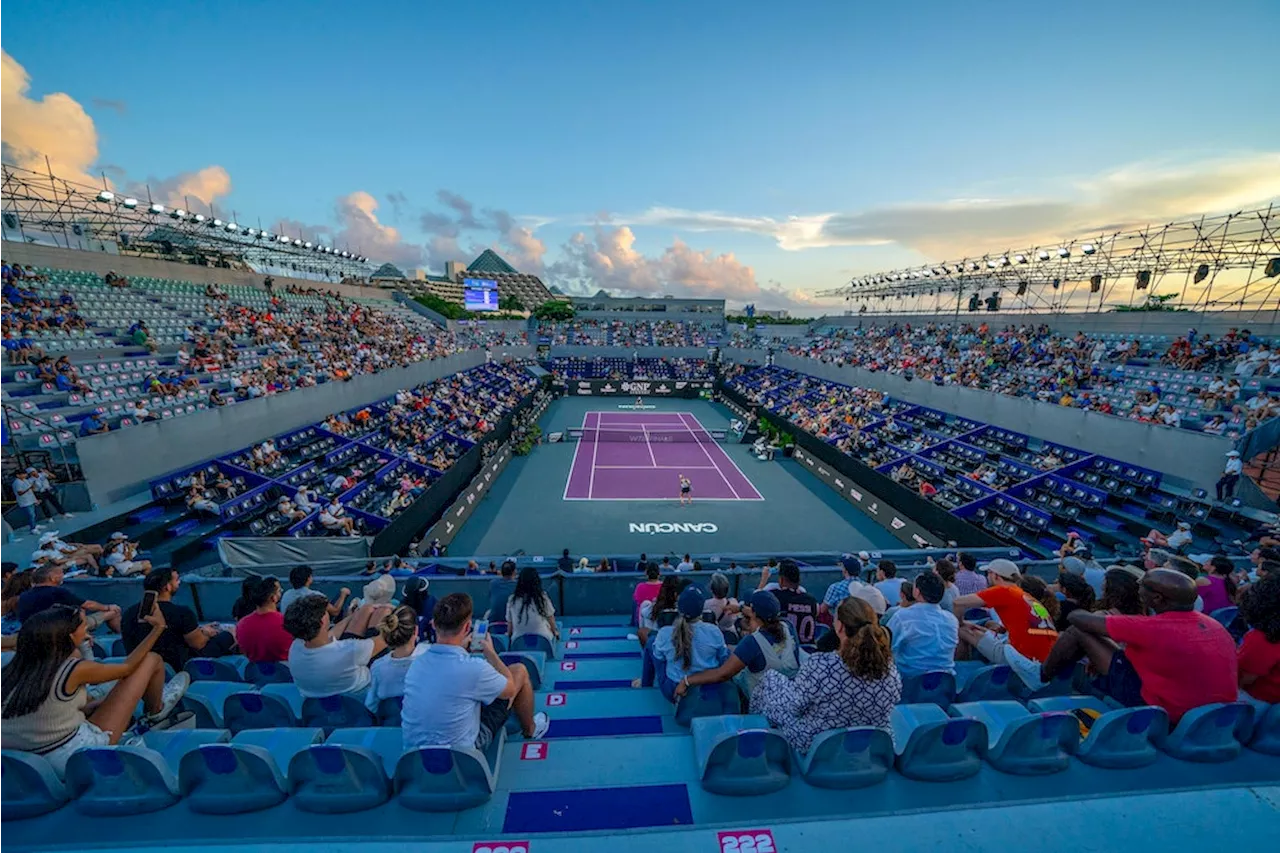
463, 277, 499, 312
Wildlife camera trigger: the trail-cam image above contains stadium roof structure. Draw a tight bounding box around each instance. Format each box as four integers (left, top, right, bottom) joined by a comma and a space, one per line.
467, 249, 519, 274
1, 162, 373, 282
817, 204, 1280, 316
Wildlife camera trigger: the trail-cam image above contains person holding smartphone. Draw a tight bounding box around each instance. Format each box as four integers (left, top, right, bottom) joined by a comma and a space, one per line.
1, 602, 191, 777
121, 568, 237, 672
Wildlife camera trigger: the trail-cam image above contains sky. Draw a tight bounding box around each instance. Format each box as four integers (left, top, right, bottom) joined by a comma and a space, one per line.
3, 0, 1279, 314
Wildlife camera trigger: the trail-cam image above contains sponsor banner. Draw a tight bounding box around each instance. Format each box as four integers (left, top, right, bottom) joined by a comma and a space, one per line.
793, 446, 938, 548
421, 444, 513, 548
628, 522, 719, 535
569, 379, 712, 398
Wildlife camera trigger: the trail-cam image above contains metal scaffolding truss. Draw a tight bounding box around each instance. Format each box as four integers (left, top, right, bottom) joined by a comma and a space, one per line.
816, 205, 1280, 317
1, 162, 374, 281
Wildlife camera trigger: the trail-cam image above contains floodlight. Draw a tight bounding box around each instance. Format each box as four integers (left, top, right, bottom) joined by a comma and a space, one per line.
96, 190, 114, 202
211, 218, 223, 228
1015, 254, 1027, 264
247, 228, 257, 237
1266, 258, 1280, 278
931, 267, 943, 275
1037, 250, 1050, 261
149, 204, 165, 215
986, 259, 997, 269
121, 197, 138, 209
193, 214, 206, 223
922, 269, 932, 277
304, 241, 312, 249
226, 223, 238, 232
1000, 256, 1010, 266
940, 265, 950, 274
341, 251, 349, 258
967, 261, 979, 271
1194, 263, 1210, 283
262, 232, 273, 241
1057, 247, 1070, 258
170, 208, 185, 219
1082, 243, 1096, 255
293, 239, 303, 246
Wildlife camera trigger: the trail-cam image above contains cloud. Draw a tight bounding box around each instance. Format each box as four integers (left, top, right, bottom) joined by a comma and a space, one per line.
1, 50, 100, 186
548, 225, 810, 311
135, 165, 233, 210
609, 152, 1280, 260
416, 190, 549, 273
485, 208, 547, 273
91, 97, 127, 115
331, 191, 423, 267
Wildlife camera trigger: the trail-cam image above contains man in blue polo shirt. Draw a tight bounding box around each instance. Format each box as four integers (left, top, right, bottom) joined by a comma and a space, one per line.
401, 593, 548, 750
884, 571, 958, 679
79, 411, 110, 436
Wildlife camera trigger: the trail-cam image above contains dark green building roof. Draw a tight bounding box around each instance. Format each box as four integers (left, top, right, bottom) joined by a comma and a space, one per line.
466, 249, 518, 274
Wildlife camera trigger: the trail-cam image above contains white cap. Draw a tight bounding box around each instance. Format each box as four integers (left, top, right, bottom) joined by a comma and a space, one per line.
1227, 450, 1240, 457
109, 532, 127, 540
858, 550, 871, 561
38, 531, 60, 545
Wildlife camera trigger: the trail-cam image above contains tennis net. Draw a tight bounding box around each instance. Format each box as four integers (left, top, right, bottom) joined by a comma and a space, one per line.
567, 427, 726, 443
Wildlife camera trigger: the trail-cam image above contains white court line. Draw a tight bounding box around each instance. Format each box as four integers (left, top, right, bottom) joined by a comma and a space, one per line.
642, 426, 658, 467
563, 495, 753, 502
593, 464, 721, 470
588, 411, 600, 499
562, 409, 601, 501
681, 412, 765, 501
670, 412, 739, 499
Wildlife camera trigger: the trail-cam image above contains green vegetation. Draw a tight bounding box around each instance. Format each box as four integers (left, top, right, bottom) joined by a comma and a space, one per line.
725, 314, 810, 327
514, 425, 543, 456
533, 299, 575, 321
1111, 293, 1188, 313
414, 292, 471, 320
499, 294, 526, 312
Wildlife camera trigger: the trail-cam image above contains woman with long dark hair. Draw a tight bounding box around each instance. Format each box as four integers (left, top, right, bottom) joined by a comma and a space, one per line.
1, 604, 190, 776
749, 596, 902, 754
1055, 573, 1096, 631
1099, 566, 1145, 615
1196, 555, 1238, 614
507, 567, 559, 646
675, 590, 799, 699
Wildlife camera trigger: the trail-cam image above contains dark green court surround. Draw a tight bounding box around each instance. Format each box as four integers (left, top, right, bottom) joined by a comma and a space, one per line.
448, 397, 900, 557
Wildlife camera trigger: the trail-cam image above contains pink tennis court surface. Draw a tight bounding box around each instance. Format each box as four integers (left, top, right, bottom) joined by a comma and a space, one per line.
563, 411, 764, 501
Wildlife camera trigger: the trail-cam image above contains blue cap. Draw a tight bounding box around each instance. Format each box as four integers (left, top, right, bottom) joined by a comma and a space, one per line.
677, 585, 706, 618
746, 590, 781, 620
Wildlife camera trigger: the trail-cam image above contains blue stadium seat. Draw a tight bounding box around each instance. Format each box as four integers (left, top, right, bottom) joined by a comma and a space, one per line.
955, 665, 1014, 703
500, 651, 546, 690
185, 657, 245, 683
179, 728, 323, 814
1, 750, 68, 820
510, 633, 557, 659
951, 701, 1078, 775
675, 682, 740, 727
301, 695, 376, 732
899, 671, 956, 707
243, 661, 293, 685
395, 730, 506, 812
891, 704, 987, 781
289, 732, 393, 814
1158, 702, 1253, 763
1008, 661, 1078, 701
1030, 697, 1168, 768
377, 696, 404, 726
1208, 606, 1239, 628
223, 690, 299, 733
692, 714, 791, 795
65, 728, 230, 817
793, 726, 895, 789
180, 681, 245, 728
111, 639, 126, 656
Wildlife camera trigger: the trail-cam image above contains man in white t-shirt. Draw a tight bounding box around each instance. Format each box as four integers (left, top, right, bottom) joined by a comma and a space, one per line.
402, 592, 549, 750
283, 593, 390, 698
676, 554, 694, 572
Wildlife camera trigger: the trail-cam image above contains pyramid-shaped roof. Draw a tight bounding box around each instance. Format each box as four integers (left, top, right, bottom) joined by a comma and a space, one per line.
467, 249, 518, 274
371, 262, 405, 279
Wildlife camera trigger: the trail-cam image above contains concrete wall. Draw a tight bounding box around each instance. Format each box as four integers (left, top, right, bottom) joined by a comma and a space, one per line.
78, 351, 485, 504
1, 241, 394, 301
814, 309, 1280, 338
774, 354, 1234, 490
450, 319, 529, 335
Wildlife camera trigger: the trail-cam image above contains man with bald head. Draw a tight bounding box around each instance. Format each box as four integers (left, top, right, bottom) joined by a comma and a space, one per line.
1040, 569, 1237, 724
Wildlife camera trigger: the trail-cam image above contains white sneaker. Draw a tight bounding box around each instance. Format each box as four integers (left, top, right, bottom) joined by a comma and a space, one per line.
62, 513, 75, 518
529, 711, 550, 740
147, 671, 190, 723
626, 633, 639, 641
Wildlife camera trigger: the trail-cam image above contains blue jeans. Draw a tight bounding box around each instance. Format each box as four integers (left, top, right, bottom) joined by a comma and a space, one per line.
22, 505, 38, 532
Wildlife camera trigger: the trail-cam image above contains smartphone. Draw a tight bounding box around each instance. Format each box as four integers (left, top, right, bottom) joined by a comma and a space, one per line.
138, 590, 158, 623
470, 619, 489, 652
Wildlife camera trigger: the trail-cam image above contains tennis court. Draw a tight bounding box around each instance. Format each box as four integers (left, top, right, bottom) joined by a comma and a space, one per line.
563, 411, 764, 501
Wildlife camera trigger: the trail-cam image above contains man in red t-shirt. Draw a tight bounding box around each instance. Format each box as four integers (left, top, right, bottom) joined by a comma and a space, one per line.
1040, 569, 1238, 724
236, 576, 294, 663
954, 559, 1059, 692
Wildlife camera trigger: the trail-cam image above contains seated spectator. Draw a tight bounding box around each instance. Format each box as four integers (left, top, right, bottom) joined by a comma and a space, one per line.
1099, 565, 1147, 614
280, 565, 350, 620
1, 606, 190, 776
1197, 555, 1238, 613
632, 563, 662, 623
364, 605, 426, 713
884, 570, 958, 678
749, 597, 902, 755
402, 592, 549, 749
1143, 521, 1194, 553
319, 498, 356, 535
557, 548, 574, 573
1054, 573, 1096, 631
647, 586, 729, 702
78, 411, 110, 436
953, 559, 1059, 692
122, 568, 236, 671
678, 590, 799, 698
186, 485, 220, 516
1236, 573, 1280, 703
17, 564, 121, 634
484, 560, 516, 623
277, 495, 307, 523
932, 557, 960, 612
283, 595, 391, 698
401, 576, 438, 643
703, 572, 740, 637
762, 559, 819, 644
506, 567, 560, 647
101, 532, 151, 577
1040, 569, 1238, 724
874, 560, 907, 602
34, 530, 101, 573
236, 576, 294, 663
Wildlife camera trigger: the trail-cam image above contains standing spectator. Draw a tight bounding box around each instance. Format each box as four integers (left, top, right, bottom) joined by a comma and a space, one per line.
1217, 450, 1243, 501
648, 586, 729, 702
1039, 569, 1238, 724
364, 605, 426, 713
283, 595, 390, 698
749, 597, 902, 755
506, 567, 560, 647
236, 576, 293, 664
1236, 573, 1280, 703
676, 590, 799, 698
953, 559, 1058, 692
121, 567, 237, 672
485, 560, 517, 622
11, 469, 43, 536
401, 592, 549, 749
30, 467, 71, 521
1, 606, 190, 776
884, 570, 958, 679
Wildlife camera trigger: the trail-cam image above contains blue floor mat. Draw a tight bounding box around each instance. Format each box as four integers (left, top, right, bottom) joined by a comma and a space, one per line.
564, 650, 641, 660
503, 783, 694, 833
545, 715, 664, 738
554, 679, 635, 690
